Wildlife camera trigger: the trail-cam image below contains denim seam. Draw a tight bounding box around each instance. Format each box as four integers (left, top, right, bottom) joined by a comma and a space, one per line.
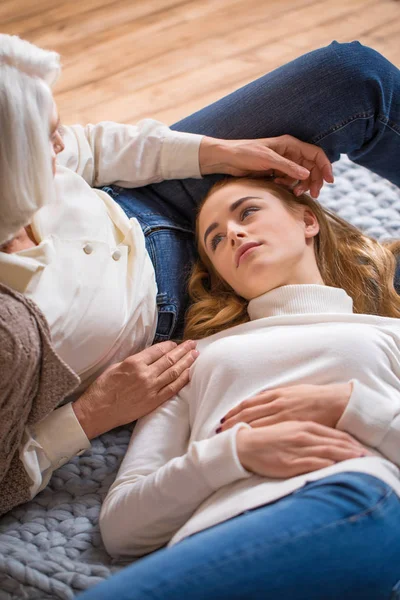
381, 119, 400, 136
145, 480, 395, 597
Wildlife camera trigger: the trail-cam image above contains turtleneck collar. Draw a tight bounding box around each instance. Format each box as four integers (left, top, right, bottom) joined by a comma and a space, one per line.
247, 285, 353, 321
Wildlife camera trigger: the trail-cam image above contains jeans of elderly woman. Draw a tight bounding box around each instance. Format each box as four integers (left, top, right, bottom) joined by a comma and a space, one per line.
77, 472, 400, 599
103, 40, 400, 342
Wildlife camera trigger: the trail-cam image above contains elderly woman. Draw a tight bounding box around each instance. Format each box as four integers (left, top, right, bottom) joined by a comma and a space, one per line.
0, 34, 399, 514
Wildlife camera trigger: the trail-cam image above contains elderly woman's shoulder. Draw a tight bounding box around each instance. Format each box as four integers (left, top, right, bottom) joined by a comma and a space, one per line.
0, 284, 44, 371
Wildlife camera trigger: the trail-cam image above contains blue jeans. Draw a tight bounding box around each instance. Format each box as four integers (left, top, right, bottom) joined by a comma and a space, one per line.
78, 472, 400, 599
104, 40, 400, 340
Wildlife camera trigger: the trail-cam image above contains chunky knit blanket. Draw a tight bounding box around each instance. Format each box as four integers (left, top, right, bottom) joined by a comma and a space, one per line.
1, 156, 400, 600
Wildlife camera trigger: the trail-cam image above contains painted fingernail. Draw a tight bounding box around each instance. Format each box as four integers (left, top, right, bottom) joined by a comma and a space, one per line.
216, 427, 222, 434
220, 417, 225, 424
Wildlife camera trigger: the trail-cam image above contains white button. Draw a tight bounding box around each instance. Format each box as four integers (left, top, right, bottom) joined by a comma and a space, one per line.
112, 249, 122, 261
83, 244, 93, 255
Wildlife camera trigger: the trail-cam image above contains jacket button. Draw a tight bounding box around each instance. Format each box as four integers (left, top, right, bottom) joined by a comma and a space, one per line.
112, 249, 122, 261
83, 244, 93, 255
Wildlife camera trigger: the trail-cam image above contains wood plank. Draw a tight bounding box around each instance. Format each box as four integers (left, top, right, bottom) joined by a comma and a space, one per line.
55, 0, 391, 124
3, 0, 400, 128
51, 0, 319, 94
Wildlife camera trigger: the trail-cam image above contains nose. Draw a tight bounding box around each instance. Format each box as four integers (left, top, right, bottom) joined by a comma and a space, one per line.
56, 132, 65, 154
227, 223, 247, 247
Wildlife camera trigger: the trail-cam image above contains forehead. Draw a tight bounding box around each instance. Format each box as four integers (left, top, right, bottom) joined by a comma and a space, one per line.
199, 182, 277, 227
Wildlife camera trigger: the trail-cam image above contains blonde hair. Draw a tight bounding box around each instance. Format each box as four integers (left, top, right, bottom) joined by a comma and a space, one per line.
0, 35, 61, 245
184, 177, 400, 340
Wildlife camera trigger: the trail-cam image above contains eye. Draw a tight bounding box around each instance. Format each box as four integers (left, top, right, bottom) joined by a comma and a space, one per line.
240, 206, 259, 221
211, 233, 224, 251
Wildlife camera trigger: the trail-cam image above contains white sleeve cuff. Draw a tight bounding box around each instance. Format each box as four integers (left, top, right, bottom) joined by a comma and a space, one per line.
192, 422, 252, 490
336, 379, 393, 446
31, 403, 91, 469
160, 130, 203, 180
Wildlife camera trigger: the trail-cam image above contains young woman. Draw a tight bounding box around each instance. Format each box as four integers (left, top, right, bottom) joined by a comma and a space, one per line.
80, 178, 400, 599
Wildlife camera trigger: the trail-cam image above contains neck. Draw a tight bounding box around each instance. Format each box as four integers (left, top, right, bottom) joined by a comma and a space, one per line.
0, 226, 37, 254
247, 284, 354, 320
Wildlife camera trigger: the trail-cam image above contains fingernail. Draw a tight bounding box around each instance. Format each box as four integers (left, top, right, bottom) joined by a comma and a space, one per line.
216, 427, 222, 434
192, 350, 200, 358
220, 417, 225, 424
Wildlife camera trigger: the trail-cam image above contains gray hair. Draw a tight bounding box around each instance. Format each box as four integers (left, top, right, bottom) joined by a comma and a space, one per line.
0, 35, 61, 245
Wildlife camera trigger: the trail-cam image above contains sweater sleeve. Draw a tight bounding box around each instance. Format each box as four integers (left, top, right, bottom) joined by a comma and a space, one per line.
20, 403, 91, 497
99, 396, 251, 558
336, 378, 400, 467
57, 119, 203, 187
335, 323, 400, 466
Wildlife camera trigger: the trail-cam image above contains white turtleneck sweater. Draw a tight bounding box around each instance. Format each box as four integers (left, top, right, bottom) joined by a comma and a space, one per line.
99, 285, 400, 558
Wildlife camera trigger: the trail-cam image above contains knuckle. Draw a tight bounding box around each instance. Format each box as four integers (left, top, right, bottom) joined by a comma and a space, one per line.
169, 368, 180, 382
164, 386, 175, 399
304, 420, 317, 430
294, 432, 308, 444
165, 354, 177, 368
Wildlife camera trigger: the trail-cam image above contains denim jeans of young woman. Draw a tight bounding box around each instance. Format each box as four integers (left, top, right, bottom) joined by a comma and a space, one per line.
78, 472, 400, 599
103, 40, 400, 341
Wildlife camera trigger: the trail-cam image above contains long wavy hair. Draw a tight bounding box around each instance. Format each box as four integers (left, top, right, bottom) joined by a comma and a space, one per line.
184, 177, 400, 340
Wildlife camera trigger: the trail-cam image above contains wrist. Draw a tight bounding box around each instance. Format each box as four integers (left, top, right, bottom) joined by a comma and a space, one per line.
330, 382, 353, 426
199, 136, 231, 175
236, 427, 254, 472
72, 384, 114, 440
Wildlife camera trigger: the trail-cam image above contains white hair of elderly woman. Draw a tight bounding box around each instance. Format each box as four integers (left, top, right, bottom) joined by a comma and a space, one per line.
0, 34, 61, 246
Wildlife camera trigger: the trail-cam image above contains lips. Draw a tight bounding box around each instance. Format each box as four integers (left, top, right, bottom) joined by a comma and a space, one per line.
236, 242, 262, 267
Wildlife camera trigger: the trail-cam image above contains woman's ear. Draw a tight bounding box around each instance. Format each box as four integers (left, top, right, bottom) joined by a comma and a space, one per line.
303, 208, 320, 238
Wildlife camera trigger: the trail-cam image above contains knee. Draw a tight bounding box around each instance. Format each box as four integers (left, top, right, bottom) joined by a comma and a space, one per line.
325, 40, 392, 87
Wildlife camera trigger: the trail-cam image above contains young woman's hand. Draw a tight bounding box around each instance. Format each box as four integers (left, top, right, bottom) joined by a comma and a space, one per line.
218, 383, 352, 434
73, 340, 199, 439
236, 421, 368, 478
199, 134, 334, 199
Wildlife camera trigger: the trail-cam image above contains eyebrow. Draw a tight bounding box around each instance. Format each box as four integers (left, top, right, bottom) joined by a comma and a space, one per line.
203, 196, 262, 246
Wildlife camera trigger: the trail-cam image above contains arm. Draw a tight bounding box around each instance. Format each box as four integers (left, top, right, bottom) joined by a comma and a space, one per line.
58, 122, 332, 198
20, 339, 199, 499
219, 376, 400, 468
20, 403, 91, 498
99, 396, 251, 558
336, 378, 400, 466
57, 120, 203, 187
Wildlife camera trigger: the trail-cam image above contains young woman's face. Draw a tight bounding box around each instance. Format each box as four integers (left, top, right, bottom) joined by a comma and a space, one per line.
198, 181, 322, 300
49, 101, 64, 176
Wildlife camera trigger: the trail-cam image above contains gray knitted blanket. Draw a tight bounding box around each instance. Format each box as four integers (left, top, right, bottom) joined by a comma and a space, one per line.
1, 156, 400, 600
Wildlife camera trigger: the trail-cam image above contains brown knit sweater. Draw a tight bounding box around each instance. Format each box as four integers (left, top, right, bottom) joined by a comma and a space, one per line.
0, 283, 80, 516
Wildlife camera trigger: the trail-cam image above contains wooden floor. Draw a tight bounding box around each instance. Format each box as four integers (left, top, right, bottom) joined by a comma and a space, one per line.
2, 0, 400, 126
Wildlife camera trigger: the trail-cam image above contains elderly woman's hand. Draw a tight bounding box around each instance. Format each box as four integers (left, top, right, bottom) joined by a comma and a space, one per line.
199, 134, 334, 199
73, 340, 199, 439
218, 383, 352, 434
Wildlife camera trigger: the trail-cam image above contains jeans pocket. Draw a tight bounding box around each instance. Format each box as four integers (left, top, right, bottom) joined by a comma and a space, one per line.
153, 293, 177, 342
